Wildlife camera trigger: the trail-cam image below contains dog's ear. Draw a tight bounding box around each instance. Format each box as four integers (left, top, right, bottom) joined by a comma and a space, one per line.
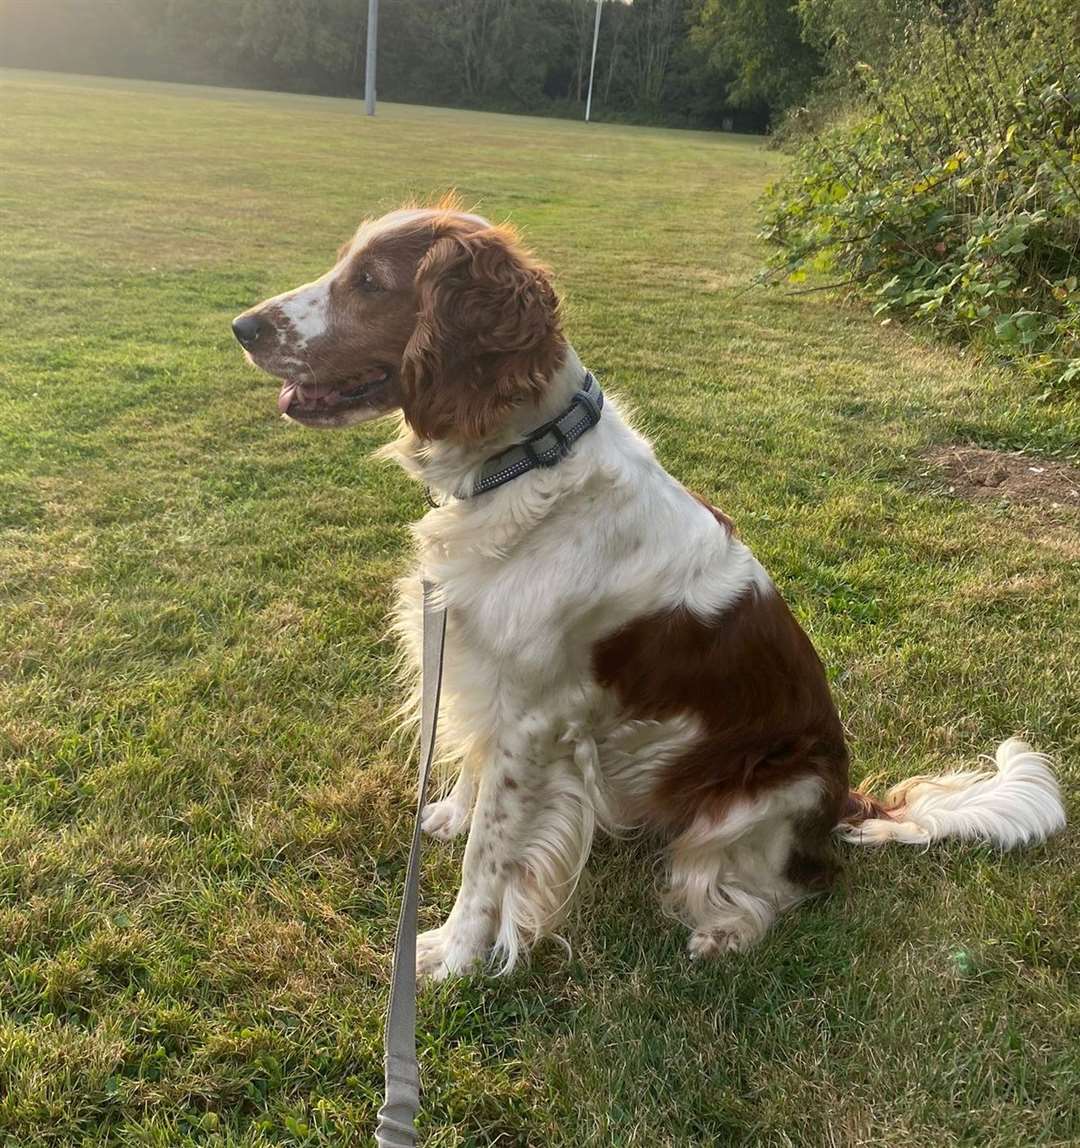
400, 221, 563, 442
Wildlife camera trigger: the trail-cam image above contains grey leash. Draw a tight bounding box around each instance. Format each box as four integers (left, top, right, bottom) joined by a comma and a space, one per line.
375, 581, 447, 1147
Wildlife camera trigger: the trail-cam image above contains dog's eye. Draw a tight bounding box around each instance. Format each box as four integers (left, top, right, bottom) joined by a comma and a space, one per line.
357, 270, 381, 293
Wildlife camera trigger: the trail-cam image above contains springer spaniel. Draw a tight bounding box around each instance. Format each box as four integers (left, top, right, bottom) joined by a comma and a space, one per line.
233, 205, 1066, 979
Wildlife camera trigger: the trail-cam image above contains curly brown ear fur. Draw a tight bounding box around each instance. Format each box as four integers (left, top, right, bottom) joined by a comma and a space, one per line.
400, 220, 565, 442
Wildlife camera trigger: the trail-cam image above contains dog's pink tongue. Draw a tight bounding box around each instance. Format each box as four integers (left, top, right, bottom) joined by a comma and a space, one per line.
277, 383, 297, 414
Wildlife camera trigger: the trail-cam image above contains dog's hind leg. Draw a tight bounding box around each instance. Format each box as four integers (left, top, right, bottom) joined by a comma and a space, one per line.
663, 775, 837, 958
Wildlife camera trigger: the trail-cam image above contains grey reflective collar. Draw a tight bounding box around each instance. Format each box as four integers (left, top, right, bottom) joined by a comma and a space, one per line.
468, 372, 603, 497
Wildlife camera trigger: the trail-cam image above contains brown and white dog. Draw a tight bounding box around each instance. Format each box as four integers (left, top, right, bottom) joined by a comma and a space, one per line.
234, 205, 1066, 979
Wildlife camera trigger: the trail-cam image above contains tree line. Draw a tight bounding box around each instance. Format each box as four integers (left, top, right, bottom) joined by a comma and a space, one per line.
1, 0, 828, 132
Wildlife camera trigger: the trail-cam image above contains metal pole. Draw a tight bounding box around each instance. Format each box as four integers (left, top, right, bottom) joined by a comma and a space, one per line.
584, 0, 602, 123
364, 0, 378, 116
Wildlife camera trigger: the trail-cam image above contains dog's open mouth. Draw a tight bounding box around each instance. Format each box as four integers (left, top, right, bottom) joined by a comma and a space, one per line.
278, 367, 393, 420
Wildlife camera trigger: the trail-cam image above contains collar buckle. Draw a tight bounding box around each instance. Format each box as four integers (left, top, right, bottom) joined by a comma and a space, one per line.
547, 420, 570, 454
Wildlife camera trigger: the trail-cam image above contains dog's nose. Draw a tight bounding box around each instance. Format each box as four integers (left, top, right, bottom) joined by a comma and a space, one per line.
232, 313, 266, 347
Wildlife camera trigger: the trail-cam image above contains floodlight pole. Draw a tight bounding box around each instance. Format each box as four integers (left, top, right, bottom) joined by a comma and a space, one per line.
584, 0, 602, 123
364, 0, 378, 115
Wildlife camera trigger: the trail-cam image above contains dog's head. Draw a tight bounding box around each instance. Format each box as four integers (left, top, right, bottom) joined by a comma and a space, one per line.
233, 207, 564, 441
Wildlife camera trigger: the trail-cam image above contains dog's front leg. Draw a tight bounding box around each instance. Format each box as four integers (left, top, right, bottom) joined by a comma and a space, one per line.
420, 757, 477, 841
416, 717, 544, 981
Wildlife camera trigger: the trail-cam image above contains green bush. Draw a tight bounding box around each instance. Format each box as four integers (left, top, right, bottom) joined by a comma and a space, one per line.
762, 0, 1080, 396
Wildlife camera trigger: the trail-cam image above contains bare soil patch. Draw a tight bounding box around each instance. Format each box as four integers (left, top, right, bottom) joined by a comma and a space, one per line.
923, 445, 1080, 510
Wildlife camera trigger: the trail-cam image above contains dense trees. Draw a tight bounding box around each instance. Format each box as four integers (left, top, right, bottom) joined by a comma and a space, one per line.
0, 0, 813, 130
7, 1, 1011, 135
692, 0, 819, 117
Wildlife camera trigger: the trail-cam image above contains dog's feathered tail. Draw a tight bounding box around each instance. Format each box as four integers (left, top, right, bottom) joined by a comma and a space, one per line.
836, 739, 1066, 849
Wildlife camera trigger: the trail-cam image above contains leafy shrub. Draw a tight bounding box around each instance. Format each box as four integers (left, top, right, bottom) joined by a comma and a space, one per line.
761, 0, 1080, 396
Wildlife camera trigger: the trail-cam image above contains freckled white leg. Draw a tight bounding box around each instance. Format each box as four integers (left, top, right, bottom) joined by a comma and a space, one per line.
421, 763, 477, 842
416, 717, 594, 981
416, 744, 528, 981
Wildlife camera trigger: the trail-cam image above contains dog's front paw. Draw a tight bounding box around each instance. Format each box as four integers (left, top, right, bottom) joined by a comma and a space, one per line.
421, 796, 471, 841
416, 925, 489, 981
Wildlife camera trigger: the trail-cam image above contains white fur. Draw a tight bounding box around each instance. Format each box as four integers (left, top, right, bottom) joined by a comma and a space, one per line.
837, 738, 1066, 849
420, 773, 475, 841
278, 280, 331, 349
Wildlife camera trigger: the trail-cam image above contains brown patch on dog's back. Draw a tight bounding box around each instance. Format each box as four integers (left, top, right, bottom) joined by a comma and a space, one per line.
593, 586, 849, 844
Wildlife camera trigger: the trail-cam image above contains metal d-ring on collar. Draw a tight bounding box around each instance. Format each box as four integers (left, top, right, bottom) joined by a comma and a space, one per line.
468, 371, 604, 497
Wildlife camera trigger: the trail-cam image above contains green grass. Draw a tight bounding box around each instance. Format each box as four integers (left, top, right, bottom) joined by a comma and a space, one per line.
1, 68, 1077, 1147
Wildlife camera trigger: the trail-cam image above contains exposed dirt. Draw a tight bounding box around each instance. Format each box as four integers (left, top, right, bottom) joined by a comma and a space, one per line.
923, 445, 1080, 510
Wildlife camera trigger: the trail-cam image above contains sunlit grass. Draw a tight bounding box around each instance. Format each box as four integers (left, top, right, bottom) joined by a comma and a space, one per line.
0, 68, 1077, 1147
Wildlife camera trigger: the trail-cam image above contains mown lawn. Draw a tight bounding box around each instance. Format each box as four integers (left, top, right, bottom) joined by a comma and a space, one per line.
1, 69, 1077, 1148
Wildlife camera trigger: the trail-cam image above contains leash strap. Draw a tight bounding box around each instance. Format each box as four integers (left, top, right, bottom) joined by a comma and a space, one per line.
375, 580, 447, 1147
